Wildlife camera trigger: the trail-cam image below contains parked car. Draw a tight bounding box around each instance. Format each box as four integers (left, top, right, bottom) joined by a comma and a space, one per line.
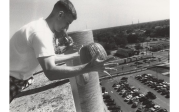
138, 77, 145, 81
121, 77, 128, 81
106, 102, 116, 106
122, 92, 129, 98
133, 89, 139, 92
163, 82, 170, 85
119, 85, 126, 90
141, 78, 148, 83
149, 107, 156, 112
112, 83, 117, 87
143, 59, 149, 63
122, 90, 129, 96
145, 92, 156, 100
143, 81, 150, 85
155, 85, 163, 90
102, 87, 105, 93
148, 82, 155, 87
110, 110, 123, 112
166, 85, 170, 90
162, 84, 167, 88
157, 108, 168, 112
132, 101, 138, 108
161, 89, 169, 95
153, 105, 161, 110
141, 74, 147, 77
108, 105, 121, 110
134, 61, 143, 65
114, 85, 121, 90
165, 94, 170, 98
116, 87, 123, 92
157, 88, 164, 93
149, 84, 156, 88
124, 95, 132, 102
132, 92, 140, 97
104, 98, 114, 103
157, 79, 164, 83
151, 78, 158, 82
103, 93, 111, 99
142, 99, 151, 105
131, 96, 139, 102
139, 94, 145, 97
119, 89, 126, 95
139, 96, 148, 103
135, 74, 142, 77
136, 107, 142, 112
146, 74, 152, 77
145, 101, 155, 108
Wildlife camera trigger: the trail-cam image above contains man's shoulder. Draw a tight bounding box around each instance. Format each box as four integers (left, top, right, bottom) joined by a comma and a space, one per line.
25, 18, 47, 31
31, 18, 53, 35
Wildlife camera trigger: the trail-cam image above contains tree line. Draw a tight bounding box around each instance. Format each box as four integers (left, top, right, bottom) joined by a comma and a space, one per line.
93, 20, 170, 52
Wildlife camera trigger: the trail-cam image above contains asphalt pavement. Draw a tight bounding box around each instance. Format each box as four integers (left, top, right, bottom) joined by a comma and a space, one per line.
101, 69, 170, 112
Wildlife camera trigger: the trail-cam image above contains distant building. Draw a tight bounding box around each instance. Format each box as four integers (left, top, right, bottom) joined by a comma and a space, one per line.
132, 29, 146, 35
115, 48, 134, 58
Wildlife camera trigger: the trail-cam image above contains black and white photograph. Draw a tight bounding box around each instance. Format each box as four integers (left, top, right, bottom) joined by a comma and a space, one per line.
9, 0, 171, 112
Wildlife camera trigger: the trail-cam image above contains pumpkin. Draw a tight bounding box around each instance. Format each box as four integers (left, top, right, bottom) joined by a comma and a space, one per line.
79, 43, 108, 64
77, 43, 107, 85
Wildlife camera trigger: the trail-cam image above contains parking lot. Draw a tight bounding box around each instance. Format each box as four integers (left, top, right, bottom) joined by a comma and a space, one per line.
101, 70, 170, 112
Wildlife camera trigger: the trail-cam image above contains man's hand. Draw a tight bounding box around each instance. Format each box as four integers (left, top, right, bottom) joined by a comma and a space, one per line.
83, 52, 118, 75
64, 36, 74, 46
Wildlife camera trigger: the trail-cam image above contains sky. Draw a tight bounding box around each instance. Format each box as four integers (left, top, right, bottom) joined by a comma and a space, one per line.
10, 0, 169, 37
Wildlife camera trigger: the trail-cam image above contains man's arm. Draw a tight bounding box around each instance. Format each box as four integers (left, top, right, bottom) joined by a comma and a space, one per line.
38, 53, 117, 81
38, 55, 87, 81
55, 52, 79, 64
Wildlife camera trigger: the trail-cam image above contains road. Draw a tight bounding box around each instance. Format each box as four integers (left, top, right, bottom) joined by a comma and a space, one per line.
153, 50, 169, 63
99, 57, 161, 78
99, 50, 169, 78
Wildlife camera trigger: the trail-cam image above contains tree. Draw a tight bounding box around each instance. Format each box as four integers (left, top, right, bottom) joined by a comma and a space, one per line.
135, 43, 143, 50
127, 34, 138, 43
114, 34, 128, 47
145, 29, 152, 36
126, 29, 133, 34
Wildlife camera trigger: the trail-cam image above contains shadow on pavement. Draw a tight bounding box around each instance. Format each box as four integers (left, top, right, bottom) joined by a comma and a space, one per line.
15, 79, 69, 98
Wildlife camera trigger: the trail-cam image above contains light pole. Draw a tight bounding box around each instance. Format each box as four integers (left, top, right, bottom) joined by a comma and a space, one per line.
121, 66, 124, 74
156, 67, 158, 79
146, 42, 148, 55
168, 50, 170, 63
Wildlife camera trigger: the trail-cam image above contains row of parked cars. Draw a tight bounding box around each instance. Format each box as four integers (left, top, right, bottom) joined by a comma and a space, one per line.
135, 73, 170, 98
112, 77, 141, 109
135, 95, 168, 112
112, 77, 168, 112
102, 87, 123, 112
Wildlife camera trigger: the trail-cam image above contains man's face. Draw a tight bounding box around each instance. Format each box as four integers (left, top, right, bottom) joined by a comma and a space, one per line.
54, 12, 74, 32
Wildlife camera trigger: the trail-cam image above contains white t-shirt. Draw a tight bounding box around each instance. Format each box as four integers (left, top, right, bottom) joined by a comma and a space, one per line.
10, 18, 55, 80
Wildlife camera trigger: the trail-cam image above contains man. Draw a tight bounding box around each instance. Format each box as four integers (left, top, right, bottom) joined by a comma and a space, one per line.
10, 0, 116, 103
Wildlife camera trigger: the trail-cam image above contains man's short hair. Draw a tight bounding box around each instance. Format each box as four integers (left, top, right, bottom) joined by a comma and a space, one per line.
53, 0, 77, 20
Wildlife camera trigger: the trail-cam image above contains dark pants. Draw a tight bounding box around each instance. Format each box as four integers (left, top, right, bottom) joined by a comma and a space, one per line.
10, 76, 34, 103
